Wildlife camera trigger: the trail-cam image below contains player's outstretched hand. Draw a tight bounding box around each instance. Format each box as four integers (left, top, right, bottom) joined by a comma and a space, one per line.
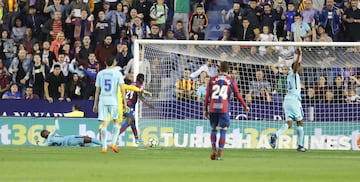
204, 111, 209, 119
143, 90, 152, 97
245, 107, 250, 112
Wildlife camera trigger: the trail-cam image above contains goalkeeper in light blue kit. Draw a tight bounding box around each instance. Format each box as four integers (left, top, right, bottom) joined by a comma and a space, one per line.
37, 117, 102, 147
270, 48, 307, 152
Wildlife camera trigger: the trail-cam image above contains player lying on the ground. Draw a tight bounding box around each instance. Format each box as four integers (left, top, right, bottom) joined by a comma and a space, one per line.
118, 73, 155, 144
37, 117, 102, 147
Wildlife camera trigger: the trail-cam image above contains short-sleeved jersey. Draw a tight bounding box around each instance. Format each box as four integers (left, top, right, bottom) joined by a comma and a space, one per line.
286, 70, 301, 100
126, 82, 142, 110
204, 74, 247, 113
95, 68, 124, 105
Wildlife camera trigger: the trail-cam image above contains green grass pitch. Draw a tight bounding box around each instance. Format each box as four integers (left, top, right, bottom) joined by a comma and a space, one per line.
0, 146, 359, 182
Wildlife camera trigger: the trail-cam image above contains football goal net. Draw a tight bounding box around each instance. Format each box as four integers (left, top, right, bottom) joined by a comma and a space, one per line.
132, 40, 360, 150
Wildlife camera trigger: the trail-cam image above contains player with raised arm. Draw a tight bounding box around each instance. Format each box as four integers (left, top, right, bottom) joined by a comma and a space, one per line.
93, 56, 127, 154
37, 117, 102, 147
204, 61, 250, 160
118, 73, 154, 144
270, 48, 307, 152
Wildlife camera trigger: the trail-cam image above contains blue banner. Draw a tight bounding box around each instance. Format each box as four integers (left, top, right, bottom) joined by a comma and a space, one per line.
0, 100, 360, 121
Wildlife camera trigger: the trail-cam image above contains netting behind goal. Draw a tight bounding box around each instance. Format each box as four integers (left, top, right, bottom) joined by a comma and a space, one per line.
133, 40, 360, 150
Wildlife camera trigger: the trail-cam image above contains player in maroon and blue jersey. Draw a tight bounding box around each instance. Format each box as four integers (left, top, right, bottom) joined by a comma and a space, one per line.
204, 61, 250, 160
119, 73, 154, 144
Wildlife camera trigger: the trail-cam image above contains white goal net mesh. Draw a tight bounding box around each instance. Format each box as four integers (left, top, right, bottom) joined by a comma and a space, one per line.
133, 40, 360, 150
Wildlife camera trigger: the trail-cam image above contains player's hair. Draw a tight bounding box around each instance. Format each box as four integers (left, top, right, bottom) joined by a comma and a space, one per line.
219, 61, 230, 73
73, 104, 81, 111
105, 56, 115, 66
136, 73, 145, 84
40, 130, 47, 138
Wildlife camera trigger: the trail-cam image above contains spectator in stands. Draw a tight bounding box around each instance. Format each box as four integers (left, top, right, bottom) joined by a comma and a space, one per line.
68, 0, 90, 18
318, 0, 342, 42
31, 54, 50, 99
149, 56, 163, 98
11, 17, 26, 44
2, 83, 21, 99
106, 2, 126, 40
50, 31, 67, 59
234, 17, 255, 41
314, 75, 329, 100
257, 26, 274, 56
285, 1, 297, 40
24, 86, 40, 100
94, 11, 111, 45
173, 0, 190, 39
0, 60, 10, 98
271, 65, 289, 98
189, 4, 209, 40
43, 0, 67, 19
190, 59, 218, 79
148, 24, 164, 39
348, 75, 360, 95
247, 70, 272, 99
149, 0, 169, 32
260, 3, 280, 33
173, 20, 186, 40
8, 50, 32, 95
124, 50, 151, 88
131, 16, 151, 39
324, 90, 335, 103
195, 71, 208, 90
51, 52, 70, 77
31, 42, 41, 55
1, 30, 17, 68
81, 52, 98, 100
42, 11, 65, 42
258, 86, 273, 102
116, 43, 133, 68
68, 58, 85, 78
44, 64, 66, 103
2, 0, 19, 31
303, 87, 317, 103
133, 0, 152, 25
76, 36, 93, 66
67, 9, 94, 41
345, 88, 360, 103
25, 5, 44, 41
343, 0, 360, 42
176, 68, 195, 100
223, 1, 242, 25
242, 0, 261, 39
331, 75, 346, 103
22, 28, 38, 54
165, 28, 176, 40
94, 35, 117, 69
300, 0, 320, 25
66, 73, 84, 101
316, 25, 333, 42
291, 12, 312, 42
197, 76, 210, 102
218, 28, 232, 41
41, 41, 56, 68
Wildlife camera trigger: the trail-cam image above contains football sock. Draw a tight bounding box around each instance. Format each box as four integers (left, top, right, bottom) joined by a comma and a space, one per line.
297, 126, 304, 147
111, 124, 120, 145
210, 129, 217, 151
218, 129, 226, 156
91, 138, 102, 145
275, 123, 289, 137
130, 123, 138, 139
101, 127, 107, 149
119, 122, 129, 135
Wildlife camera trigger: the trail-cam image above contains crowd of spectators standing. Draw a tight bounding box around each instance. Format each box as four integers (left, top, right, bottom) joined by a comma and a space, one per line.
0, 0, 360, 104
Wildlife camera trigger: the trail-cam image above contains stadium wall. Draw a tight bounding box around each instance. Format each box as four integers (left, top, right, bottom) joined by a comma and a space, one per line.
0, 117, 359, 150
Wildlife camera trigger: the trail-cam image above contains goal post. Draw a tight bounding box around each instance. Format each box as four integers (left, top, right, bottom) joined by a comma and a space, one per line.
132, 40, 360, 150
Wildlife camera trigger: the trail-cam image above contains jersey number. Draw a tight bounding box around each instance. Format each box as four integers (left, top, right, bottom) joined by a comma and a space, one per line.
211, 85, 228, 99
105, 79, 111, 92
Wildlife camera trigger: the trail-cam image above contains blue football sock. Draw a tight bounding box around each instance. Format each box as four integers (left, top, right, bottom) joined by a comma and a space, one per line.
297, 126, 304, 147
111, 124, 120, 145
210, 130, 217, 151
91, 138, 102, 145
130, 123, 138, 139
101, 127, 107, 149
275, 123, 289, 137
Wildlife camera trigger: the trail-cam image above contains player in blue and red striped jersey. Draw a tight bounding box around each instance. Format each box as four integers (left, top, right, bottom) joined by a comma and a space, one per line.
204, 61, 250, 160
118, 73, 154, 144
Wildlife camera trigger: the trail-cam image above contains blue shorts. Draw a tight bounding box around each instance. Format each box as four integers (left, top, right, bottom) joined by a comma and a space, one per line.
209, 112, 230, 129
64, 135, 84, 146
283, 97, 303, 121
124, 108, 135, 119
98, 102, 119, 121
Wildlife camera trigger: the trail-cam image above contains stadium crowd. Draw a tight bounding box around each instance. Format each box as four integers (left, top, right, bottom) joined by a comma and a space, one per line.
0, 0, 360, 104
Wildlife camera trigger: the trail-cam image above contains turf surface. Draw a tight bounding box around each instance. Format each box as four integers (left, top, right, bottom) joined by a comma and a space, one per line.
0, 146, 359, 182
